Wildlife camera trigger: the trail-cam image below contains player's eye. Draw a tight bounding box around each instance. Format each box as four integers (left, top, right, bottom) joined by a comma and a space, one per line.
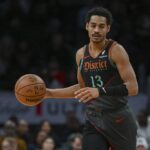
90, 24, 96, 28
99, 25, 105, 28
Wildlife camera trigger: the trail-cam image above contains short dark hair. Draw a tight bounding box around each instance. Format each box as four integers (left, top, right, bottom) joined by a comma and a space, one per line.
85, 7, 113, 25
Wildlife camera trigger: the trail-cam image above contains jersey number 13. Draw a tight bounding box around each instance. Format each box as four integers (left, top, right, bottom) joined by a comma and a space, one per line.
90, 75, 103, 88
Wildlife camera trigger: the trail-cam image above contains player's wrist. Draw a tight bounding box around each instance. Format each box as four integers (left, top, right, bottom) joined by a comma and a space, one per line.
94, 88, 100, 98
98, 84, 128, 96
44, 88, 52, 99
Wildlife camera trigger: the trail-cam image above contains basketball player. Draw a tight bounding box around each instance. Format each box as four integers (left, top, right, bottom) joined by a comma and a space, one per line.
44, 7, 138, 150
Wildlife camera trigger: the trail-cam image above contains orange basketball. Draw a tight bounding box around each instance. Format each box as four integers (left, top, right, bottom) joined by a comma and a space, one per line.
15, 74, 46, 106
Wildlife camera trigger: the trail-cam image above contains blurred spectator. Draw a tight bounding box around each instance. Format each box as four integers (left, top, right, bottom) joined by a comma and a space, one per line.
39, 120, 60, 148
1, 137, 18, 150
49, 32, 73, 71
68, 133, 82, 150
29, 130, 48, 150
8, 116, 18, 126
1, 136, 27, 150
0, 120, 27, 150
47, 57, 65, 88
17, 119, 32, 149
60, 133, 82, 150
41, 137, 55, 150
137, 110, 150, 148
1, 120, 17, 137
62, 111, 82, 142
136, 137, 148, 150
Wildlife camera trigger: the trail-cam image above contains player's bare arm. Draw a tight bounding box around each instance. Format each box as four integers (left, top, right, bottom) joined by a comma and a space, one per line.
110, 43, 138, 96
44, 84, 80, 99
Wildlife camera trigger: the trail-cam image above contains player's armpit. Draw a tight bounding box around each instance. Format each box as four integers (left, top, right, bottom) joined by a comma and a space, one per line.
110, 44, 138, 96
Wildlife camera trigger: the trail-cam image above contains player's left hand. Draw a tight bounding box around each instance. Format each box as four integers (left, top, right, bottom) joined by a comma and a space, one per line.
74, 87, 99, 103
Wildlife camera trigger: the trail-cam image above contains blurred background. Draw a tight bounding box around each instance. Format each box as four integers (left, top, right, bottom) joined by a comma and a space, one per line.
0, 0, 150, 149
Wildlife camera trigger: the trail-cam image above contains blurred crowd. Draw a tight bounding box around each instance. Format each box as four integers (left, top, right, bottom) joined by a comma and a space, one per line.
0, 0, 150, 149
0, 109, 150, 150
0, 0, 150, 92
0, 111, 83, 150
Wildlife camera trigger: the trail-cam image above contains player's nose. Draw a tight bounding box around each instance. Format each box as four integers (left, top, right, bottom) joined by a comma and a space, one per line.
94, 26, 100, 33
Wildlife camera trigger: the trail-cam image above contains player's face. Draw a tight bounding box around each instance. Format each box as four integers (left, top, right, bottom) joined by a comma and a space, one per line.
86, 15, 110, 43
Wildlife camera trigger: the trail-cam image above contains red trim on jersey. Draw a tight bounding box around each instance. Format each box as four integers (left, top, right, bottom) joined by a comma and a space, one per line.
104, 74, 117, 88
89, 120, 101, 133
108, 41, 117, 60
83, 55, 90, 59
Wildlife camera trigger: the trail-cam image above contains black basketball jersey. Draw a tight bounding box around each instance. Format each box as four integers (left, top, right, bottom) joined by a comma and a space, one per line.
79, 39, 128, 111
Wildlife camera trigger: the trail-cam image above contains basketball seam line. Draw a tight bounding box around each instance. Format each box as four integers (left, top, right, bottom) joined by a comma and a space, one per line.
16, 91, 46, 97
17, 83, 45, 92
15, 74, 44, 90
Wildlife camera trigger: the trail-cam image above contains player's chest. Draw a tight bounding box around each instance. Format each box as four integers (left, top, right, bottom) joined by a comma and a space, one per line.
82, 57, 111, 74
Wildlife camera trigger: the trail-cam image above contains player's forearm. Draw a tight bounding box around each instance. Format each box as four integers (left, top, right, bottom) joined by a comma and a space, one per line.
125, 80, 138, 96
44, 84, 80, 99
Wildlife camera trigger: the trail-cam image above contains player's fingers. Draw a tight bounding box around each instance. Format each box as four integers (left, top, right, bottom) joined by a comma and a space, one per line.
82, 96, 93, 103
74, 87, 88, 95
79, 92, 91, 102
75, 89, 89, 99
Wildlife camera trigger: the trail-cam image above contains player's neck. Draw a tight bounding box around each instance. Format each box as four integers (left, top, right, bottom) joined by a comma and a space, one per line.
89, 39, 107, 52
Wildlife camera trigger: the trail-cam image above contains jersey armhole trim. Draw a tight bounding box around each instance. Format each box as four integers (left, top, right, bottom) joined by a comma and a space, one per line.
79, 58, 84, 71
108, 42, 117, 68
79, 45, 86, 71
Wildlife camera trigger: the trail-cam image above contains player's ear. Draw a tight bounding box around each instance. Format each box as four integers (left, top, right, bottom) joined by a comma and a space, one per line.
107, 25, 111, 33
85, 23, 89, 31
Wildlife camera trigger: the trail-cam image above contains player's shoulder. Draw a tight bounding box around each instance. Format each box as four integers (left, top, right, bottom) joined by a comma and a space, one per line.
76, 46, 86, 65
76, 46, 85, 57
111, 41, 126, 53
111, 41, 125, 50
110, 41, 129, 62
76, 46, 86, 60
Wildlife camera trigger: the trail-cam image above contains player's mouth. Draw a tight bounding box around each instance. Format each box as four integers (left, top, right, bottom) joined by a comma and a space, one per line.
92, 34, 102, 38
92, 34, 102, 40
92, 34, 100, 37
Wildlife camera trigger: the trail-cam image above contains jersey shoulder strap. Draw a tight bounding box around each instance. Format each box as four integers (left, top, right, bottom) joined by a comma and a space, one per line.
106, 39, 118, 67
105, 39, 115, 53
79, 45, 87, 71
83, 44, 90, 57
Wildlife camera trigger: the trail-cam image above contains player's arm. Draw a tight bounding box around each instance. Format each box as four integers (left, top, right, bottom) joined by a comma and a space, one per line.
44, 47, 85, 99
45, 84, 80, 99
109, 44, 138, 96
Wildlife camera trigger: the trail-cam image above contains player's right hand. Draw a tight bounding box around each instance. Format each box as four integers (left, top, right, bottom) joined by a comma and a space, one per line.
74, 87, 99, 103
